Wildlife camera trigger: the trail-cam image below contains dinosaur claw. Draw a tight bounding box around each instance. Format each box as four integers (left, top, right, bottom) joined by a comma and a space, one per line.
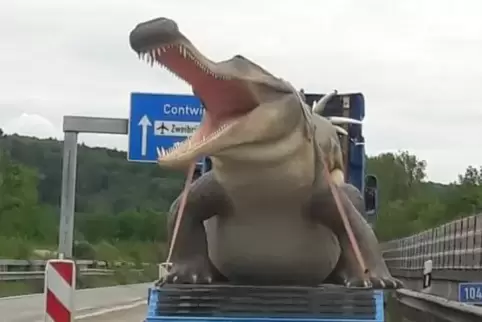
389, 278, 404, 289
359, 277, 404, 289
164, 259, 214, 284
363, 280, 372, 288
345, 278, 374, 289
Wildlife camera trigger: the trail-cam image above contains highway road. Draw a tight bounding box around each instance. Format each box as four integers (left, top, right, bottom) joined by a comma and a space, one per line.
1, 283, 151, 322
80, 304, 147, 321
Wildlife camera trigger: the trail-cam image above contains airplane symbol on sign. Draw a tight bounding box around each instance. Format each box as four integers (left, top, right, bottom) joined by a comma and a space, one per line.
156, 122, 169, 134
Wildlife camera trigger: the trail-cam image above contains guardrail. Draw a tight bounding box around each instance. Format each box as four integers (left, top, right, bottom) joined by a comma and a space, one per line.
0, 258, 150, 272
381, 213, 482, 282
0, 268, 116, 281
395, 288, 482, 322
0, 258, 152, 283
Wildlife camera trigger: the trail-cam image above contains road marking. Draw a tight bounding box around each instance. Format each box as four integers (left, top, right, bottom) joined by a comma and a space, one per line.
76, 299, 146, 319
33, 299, 146, 322
0, 293, 39, 301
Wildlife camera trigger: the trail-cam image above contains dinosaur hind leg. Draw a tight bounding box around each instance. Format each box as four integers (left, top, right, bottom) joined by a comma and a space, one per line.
330, 184, 403, 289
164, 171, 229, 284
312, 183, 403, 289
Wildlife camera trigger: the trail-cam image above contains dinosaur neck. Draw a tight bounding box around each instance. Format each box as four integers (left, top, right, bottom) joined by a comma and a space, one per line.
210, 121, 316, 204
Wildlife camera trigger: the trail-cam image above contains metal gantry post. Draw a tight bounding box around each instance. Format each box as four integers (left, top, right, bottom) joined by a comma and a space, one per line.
58, 131, 79, 258
57, 116, 128, 259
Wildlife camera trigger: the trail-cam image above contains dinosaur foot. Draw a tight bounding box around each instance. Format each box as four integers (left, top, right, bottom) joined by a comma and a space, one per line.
162, 257, 213, 284
345, 276, 404, 289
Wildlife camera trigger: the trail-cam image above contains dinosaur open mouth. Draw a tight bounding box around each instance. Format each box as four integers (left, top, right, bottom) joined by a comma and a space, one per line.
138, 44, 256, 164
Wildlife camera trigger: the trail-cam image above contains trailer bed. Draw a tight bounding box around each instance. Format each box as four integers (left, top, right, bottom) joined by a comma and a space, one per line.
145, 284, 384, 322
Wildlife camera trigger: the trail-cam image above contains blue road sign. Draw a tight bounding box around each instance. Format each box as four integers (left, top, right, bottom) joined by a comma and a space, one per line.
458, 282, 482, 304
128, 92, 204, 163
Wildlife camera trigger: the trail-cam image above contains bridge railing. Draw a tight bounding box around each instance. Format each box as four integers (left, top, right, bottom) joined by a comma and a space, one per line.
381, 213, 482, 278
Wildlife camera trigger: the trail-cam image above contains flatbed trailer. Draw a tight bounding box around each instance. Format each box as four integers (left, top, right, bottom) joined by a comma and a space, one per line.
145, 284, 384, 322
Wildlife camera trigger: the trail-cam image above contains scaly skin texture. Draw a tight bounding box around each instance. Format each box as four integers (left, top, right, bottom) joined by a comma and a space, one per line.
129, 17, 402, 289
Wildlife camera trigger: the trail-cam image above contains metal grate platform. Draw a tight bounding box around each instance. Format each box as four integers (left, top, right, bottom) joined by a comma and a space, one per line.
146, 284, 384, 321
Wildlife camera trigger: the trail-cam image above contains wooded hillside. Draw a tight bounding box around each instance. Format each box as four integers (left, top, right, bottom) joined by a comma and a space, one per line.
1, 129, 481, 261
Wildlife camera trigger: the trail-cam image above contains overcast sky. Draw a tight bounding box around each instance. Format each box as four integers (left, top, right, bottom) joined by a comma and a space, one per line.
1, 0, 481, 183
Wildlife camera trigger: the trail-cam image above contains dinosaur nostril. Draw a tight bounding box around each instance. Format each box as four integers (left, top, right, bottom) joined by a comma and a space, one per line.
129, 17, 180, 51
139, 17, 179, 34
150, 18, 178, 32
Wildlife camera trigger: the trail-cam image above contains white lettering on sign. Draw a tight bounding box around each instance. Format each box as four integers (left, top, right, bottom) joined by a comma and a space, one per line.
163, 104, 204, 116
154, 121, 200, 137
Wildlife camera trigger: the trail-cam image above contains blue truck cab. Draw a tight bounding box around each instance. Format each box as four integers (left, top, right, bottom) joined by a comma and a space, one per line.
145, 92, 384, 322
303, 92, 378, 226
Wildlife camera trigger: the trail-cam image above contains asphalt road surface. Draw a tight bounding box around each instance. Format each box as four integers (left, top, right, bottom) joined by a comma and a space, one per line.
1, 283, 151, 322
79, 304, 147, 321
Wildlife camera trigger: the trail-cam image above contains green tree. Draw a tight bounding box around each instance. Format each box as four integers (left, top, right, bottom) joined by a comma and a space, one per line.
442, 166, 482, 220
367, 151, 434, 240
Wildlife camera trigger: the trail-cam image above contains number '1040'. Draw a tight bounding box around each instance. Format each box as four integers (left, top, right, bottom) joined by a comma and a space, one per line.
464, 287, 482, 300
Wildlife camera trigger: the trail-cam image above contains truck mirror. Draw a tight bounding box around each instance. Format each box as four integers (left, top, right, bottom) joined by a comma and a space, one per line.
193, 167, 202, 180
203, 157, 212, 173
364, 175, 378, 217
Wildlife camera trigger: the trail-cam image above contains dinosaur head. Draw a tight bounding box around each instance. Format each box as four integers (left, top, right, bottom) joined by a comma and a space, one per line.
130, 17, 305, 168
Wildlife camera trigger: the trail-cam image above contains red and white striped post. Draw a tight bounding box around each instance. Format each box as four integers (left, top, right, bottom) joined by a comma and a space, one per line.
44, 259, 76, 322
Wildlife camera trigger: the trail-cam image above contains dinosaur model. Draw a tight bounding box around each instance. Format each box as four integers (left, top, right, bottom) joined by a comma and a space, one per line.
129, 17, 402, 289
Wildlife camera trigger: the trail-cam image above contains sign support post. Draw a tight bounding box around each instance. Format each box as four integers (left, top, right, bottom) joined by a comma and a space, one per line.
57, 93, 205, 259
58, 132, 78, 259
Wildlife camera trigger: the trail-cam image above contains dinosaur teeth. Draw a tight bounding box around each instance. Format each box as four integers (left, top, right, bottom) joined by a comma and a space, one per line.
156, 122, 233, 160
156, 147, 167, 157
149, 50, 155, 66
138, 43, 232, 89
178, 45, 185, 56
